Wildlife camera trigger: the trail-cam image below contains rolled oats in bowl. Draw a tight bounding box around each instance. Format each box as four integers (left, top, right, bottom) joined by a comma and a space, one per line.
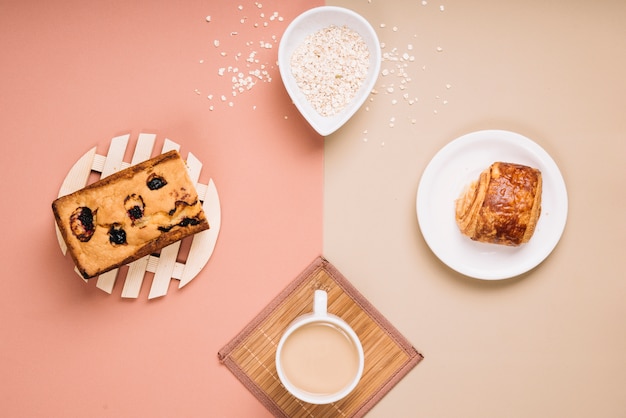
279, 6, 381, 136
290, 25, 370, 117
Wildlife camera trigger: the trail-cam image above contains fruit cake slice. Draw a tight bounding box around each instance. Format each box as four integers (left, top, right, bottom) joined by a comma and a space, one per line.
52, 150, 209, 279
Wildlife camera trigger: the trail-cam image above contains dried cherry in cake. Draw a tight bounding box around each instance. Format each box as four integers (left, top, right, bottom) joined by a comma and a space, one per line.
179, 217, 201, 227
69, 206, 96, 242
108, 224, 127, 245
124, 194, 145, 224
147, 173, 167, 190
128, 206, 143, 221
158, 216, 202, 232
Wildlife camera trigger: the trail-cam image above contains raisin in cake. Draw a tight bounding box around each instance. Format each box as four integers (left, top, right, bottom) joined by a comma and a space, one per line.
52, 150, 209, 279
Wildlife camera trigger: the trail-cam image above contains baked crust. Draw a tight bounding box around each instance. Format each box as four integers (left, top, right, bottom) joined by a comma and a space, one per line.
52, 150, 209, 279
455, 162, 542, 246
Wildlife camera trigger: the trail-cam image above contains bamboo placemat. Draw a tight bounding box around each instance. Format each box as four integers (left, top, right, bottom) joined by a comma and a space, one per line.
218, 256, 423, 417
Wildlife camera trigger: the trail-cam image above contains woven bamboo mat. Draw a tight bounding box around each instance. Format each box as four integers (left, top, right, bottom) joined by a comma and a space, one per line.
218, 256, 423, 417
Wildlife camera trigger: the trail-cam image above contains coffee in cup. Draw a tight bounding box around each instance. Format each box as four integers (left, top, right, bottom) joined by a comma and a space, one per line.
275, 290, 364, 404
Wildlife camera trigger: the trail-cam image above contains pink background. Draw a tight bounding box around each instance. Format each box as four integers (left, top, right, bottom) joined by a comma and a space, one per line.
3, 0, 626, 417
1, 1, 322, 417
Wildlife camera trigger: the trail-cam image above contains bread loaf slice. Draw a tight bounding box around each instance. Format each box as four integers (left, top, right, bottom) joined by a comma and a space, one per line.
52, 150, 209, 279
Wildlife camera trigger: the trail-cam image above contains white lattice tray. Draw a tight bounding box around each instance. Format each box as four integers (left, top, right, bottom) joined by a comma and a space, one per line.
55, 133, 221, 299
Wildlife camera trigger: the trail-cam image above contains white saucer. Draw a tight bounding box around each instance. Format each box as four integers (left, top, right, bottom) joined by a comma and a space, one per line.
416, 130, 568, 280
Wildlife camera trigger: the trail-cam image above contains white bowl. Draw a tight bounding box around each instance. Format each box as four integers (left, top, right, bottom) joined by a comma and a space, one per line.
278, 6, 381, 136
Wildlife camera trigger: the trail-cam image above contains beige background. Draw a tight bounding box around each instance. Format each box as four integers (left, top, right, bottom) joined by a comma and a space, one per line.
325, 0, 625, 416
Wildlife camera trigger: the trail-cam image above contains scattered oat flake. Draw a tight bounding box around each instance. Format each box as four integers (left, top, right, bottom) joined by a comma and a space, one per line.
206, 15, 211, 22
440, 5, 445, 11
214, 40, 220, 47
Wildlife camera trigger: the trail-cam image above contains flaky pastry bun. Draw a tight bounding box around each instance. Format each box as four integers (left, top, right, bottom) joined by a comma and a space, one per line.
455, 162, 542, 246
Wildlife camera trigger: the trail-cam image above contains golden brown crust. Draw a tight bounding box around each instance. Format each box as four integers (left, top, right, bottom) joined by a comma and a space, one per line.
52, 150, 209, 279
455, 162, 542, 246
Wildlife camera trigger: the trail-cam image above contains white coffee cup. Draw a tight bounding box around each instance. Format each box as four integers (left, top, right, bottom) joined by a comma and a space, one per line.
275, 290, 364, 404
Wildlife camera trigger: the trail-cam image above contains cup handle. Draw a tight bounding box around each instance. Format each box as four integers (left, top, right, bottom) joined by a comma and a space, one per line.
313, 289, 328, 316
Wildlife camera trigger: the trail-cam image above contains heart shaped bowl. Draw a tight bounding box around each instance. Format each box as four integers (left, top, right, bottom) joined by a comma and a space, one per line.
278, 6, 381, 136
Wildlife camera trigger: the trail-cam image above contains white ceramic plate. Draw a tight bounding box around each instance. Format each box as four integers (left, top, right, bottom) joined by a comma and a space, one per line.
416, 130, 568, 280
278, 6, 381, 136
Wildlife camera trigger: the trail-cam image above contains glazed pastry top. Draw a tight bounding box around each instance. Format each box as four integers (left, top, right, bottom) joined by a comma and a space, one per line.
456, 162, 542, 246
